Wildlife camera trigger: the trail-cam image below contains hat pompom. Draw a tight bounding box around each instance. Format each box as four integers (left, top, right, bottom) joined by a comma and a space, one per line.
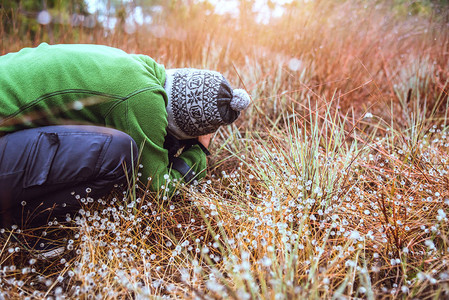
230, 89, 251, 111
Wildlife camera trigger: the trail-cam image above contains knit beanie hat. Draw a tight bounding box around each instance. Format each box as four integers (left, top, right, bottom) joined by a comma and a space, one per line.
164, 68, 251, 140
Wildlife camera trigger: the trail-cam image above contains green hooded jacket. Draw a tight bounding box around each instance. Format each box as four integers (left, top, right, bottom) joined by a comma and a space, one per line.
0, 43, 206, 191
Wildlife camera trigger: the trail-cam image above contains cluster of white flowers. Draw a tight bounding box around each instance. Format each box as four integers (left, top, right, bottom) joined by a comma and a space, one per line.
2, 122, 449, 298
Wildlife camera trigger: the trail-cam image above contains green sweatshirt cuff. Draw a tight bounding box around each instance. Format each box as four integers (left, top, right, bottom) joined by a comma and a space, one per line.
178, 144, 207, 181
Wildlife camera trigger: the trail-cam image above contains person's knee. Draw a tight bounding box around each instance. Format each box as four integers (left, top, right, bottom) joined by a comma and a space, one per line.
101, 130, 138, 182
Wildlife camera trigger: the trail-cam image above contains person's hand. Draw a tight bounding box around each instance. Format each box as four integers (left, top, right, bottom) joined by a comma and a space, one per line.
197, 133, 212, 149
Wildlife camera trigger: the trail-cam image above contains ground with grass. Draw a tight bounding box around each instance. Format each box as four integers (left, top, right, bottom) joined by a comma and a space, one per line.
1, 0, 449, 298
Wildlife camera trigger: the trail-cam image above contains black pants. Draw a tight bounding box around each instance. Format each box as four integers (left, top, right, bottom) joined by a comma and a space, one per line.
0, 125, 137, 228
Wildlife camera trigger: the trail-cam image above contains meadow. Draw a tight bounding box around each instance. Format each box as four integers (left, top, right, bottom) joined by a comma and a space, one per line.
1, 0, 449, 298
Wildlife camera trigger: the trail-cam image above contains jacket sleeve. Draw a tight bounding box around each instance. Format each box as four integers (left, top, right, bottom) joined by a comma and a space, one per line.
105, 88, 207, 192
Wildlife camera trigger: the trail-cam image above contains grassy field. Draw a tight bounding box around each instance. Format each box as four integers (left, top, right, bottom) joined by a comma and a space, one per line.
1, 0, 449, 298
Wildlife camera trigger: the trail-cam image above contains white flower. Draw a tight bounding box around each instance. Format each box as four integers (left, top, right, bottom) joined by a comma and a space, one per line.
288, 58, 303, 72
349, 230, 361, 240
437, 209, 447, 221
425, 240, 436, 250
261, 256, 272, 267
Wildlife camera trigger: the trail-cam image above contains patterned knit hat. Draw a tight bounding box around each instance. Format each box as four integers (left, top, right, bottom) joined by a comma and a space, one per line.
164, 68, 251, 140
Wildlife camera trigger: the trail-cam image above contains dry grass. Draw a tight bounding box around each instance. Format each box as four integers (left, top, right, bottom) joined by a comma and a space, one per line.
1, 0, 449, 298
